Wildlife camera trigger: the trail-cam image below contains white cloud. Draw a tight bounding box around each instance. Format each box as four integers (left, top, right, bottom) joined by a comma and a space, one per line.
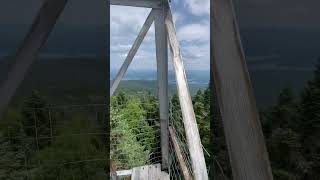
179, 43, 210, 70
172, 11, 185, 25
111, 6, 151, 36
110, 6, 156, 70
177, 22, 209, 42
184, 0, 210, 16
110, 4, 210, 71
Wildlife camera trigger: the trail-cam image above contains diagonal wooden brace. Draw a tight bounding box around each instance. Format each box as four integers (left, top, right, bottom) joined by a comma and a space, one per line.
0, 0, 68, 118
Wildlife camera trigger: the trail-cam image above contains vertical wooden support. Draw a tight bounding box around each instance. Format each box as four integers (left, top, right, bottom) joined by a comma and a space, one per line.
154, 4, 169, 170
0, 0, 68, 117
110, 9, 156, 96
211, 0, 273, 179
165, 9, 208, 180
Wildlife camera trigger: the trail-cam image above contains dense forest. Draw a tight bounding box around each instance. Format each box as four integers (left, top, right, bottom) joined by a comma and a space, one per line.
0, 91, 108, 179
209, 59, 320, 179
112, 59, 320, 179
1, 60, 320, 179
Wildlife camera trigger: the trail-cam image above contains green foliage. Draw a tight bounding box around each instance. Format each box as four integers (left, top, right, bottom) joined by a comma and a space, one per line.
192, 90, 210, 158
169, 85, 231, 179
21, 90, 50, 149
110, 93, 157, 169
2, 59, 320, 180
0, 90, 108, 179
297, 58, 320, 179
111, 106, 149, 169
260, 59, 320, 179
29, 116, 107, 180
0, 110, 30, 179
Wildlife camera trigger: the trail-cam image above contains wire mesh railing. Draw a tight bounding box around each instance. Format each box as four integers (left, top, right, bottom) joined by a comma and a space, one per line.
110, 92, 195, 179
110, 94, 162, 171
0, 104, 108, 179
0, 92, 203, 179
168, 100, 193, 180
110, 118, 161, 170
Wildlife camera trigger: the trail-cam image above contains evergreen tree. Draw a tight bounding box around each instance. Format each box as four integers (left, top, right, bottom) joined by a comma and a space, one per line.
30, 115, 108, 179
110, 94, 155, 169
21, 90, 50, 149
0, 110, 30, 179
298, 58, 320, 179
121, 99, 155, 151
261, 87, 305, 179
111, 104, 149, 169
209, 84, 232, 179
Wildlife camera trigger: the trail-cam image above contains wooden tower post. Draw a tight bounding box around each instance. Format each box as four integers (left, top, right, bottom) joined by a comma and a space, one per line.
211, 0, 274, 179
166, 9, 209, 180
155, 1, 169, 170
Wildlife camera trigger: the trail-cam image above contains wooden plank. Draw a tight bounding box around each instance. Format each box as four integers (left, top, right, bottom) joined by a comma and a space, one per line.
154, 7, 169, 170
210, 0, 274, 179
110, 9, 156, 96
110, 172, 117, 180
154, 164, 162, 180
165, 9, 208, 180
169, 127, 191, 180
110, 0, 161, 9
148, 164, 158, 180
140, 165, 149, 180
0, 0, 68, 118
160, 171, 170, 180
131, 166, 141, 180
131, 165, 149, 180
116, 169, 132, 177
130, 164, 168, 180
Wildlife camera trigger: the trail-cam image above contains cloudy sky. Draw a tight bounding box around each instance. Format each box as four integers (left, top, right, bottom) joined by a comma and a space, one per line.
234, 0, 320, 29
1, 0, 320, 71
110, 0, 210, 72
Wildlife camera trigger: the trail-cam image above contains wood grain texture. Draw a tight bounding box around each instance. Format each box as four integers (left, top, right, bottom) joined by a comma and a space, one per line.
0, 0, 68, 117
130, 164, 168, 180
169, 127, 191, 180
154, 6, 169, 170
140, 165, 149, 180
165, 9, 208, 180
210, 0, 273, 179
131, 166, 141, 180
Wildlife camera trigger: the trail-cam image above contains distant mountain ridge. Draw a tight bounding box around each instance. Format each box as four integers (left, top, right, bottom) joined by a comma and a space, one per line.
110, 69, 210, 85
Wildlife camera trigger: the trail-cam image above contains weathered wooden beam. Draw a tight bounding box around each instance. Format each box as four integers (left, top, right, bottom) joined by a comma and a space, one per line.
165, 9, 208, 180
211, 0, 273, 179
0, 0, 68, 118
154, 6, 169, 170
110, 0, 161, 8
169, 126, 191, 180
110, 9, 155, 96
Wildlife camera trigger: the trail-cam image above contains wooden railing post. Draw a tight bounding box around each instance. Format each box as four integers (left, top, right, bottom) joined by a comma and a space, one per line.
155, 2, 169, 170
211, 0, 273, 179
165, 8, 209, 180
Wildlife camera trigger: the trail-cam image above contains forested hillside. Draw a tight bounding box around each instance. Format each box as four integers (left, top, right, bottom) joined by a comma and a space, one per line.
111, 57, 320, 179
0, 91, 108, 179
1, 60, 320, 179
209, 59, 320, 179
